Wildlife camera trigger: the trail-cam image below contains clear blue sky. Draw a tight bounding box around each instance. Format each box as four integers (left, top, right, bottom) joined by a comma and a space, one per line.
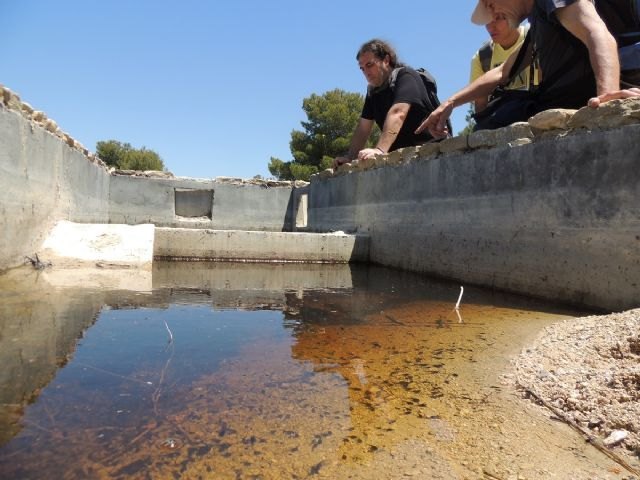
2, 1, 488, 179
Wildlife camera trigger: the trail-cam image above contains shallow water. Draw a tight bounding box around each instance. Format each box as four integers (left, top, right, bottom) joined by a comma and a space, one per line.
0, 262, 627, 479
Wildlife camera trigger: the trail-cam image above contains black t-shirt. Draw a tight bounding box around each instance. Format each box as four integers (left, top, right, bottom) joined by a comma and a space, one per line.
531, 0, 597, 109
361, 67, 433, 151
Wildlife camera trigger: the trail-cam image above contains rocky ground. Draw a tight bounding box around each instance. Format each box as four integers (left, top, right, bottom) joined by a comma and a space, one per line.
515, 308, 640, 473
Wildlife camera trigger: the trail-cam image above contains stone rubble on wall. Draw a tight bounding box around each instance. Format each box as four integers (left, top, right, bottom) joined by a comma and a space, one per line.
314, 97, 640, 182
108, 171, 307, 188
213, 176, 308, 188
1, 84, 106, 168
112, 169, 176, 179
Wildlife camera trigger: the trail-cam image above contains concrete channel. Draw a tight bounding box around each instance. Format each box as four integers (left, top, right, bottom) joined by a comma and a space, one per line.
1, 86, 640, 478
2, 93, 639, 311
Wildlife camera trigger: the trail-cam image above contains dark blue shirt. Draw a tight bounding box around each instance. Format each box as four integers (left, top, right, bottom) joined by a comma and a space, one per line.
530, 0, 597, 108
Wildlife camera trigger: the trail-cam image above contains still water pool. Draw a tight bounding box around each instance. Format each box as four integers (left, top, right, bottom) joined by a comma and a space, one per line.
0, 262, 621, 479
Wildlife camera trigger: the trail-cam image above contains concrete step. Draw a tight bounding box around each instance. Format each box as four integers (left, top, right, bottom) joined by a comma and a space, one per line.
39, 220, 155, 268
154, 228, 369, 263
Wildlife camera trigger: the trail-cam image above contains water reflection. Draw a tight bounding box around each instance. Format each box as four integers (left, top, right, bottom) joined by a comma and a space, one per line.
0, 262, 620, 479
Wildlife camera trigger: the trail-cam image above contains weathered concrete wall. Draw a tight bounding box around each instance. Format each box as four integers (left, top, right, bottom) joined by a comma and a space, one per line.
0, 102, 110, 270
0, 86, 308, 270
308, 102, 640, 312
154, 228, 369, 263
109, 174, 303, 231
3, 83, 639, 311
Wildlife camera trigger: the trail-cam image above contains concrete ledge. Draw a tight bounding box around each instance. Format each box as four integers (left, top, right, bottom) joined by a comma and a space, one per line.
40, 220, 155, 267
154, 228, 370, 263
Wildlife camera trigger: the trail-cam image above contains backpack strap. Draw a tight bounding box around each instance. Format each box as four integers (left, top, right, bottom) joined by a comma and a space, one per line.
389, 67, 402, 90
507, 19, 577, 96
415, 67, 438, 92
478, 41, 493, 73
502, 29, 533, 88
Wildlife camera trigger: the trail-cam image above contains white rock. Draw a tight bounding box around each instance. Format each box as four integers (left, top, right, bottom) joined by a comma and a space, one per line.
603, 429, 628, 447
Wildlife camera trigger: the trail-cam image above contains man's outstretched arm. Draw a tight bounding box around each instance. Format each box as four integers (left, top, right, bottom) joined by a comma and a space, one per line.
333, 118, 374, 168
416, 61, 507, 137
357, 103, 411, 161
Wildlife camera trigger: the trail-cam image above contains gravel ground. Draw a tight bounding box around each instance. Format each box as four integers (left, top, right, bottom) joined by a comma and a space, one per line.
515, 308, 640, 470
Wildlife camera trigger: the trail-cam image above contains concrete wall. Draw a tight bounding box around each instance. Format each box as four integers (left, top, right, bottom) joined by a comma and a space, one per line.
3, 84, 639, 311
308, 114, 640, 312
109, 174, 302, 231
0, 104, 110, 270
0, 92, 306, 270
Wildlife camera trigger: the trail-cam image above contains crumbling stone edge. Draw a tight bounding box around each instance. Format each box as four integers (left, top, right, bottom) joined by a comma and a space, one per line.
314, 97, 640, 181
0, 84, 307, 188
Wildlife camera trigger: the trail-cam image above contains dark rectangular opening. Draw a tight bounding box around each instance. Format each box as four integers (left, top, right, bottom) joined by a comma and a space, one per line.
175, 188, 214, 219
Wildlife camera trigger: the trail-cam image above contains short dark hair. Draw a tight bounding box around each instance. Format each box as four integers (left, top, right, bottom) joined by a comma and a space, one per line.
356, 39, 401, 68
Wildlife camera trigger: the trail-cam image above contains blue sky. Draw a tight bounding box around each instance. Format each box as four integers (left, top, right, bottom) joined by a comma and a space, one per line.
2, 1, 488, 179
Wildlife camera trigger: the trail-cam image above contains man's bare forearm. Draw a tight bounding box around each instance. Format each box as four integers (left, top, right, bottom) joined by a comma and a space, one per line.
346, 119, 373, 159
448, 65, 504, 109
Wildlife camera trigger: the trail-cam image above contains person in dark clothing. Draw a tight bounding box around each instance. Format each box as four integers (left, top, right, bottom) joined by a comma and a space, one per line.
333, 39, 435, 169
416, 0, 640, 137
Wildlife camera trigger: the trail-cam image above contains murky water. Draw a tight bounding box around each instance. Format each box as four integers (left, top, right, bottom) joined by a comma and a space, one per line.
0, 262, 628, 479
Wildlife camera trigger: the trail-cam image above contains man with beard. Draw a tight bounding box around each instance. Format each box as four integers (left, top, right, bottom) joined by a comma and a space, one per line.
333, 39, 437, 169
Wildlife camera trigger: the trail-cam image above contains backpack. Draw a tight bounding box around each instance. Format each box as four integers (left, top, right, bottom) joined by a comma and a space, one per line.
478, 41, 493, 73
596, 0, 640, 72
389, 66, 453, 136
596, 0, 640, 39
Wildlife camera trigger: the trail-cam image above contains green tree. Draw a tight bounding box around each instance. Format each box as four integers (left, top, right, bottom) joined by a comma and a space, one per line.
458, 105, 476, 136
96, 140, 165, 171
269, 89, 379, 181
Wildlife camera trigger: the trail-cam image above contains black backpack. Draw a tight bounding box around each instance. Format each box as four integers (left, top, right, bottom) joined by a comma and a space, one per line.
389, 66, 453, 136
478, 41, 493, 73
596, 0, 640, 43
596, 0, 640, 80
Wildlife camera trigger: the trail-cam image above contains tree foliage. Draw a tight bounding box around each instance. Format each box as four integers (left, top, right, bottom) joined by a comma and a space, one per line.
96, 140, 165, 171
269, 89, 379, 181
458, 105, 476, 136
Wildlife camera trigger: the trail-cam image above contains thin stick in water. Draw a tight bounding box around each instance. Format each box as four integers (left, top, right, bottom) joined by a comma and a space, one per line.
455, 286, 464, 310
164, 320, 174, 345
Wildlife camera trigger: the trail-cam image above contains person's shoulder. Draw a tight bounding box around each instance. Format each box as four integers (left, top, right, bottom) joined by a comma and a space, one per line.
392, 66, 419, 83
477, 38, 493, 51
475, 39, 494, 71
395, 65, 416, 75
390, 66, 427, 94
475, 39, 495, 57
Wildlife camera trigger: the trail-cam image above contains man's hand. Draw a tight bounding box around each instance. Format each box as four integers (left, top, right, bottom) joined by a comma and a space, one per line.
415, 100, 454, 138
588, 88, 640, 107
357, 148, 384, 162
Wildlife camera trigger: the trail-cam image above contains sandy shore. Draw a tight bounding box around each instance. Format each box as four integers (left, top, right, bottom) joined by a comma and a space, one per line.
515, 308, 640, 475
